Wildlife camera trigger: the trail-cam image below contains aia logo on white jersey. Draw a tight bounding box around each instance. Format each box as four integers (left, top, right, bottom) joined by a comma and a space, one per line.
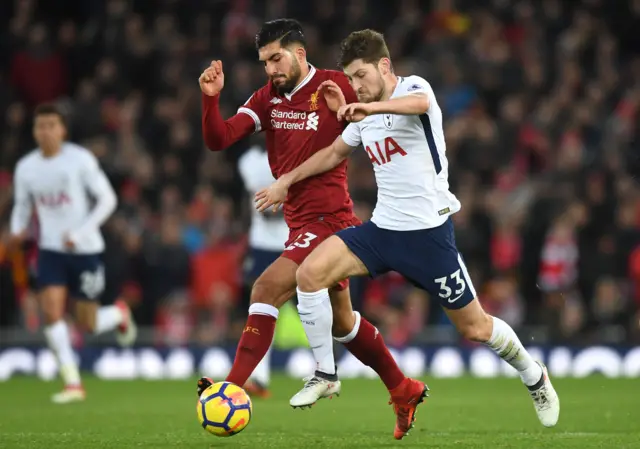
37, 191, 71, 208
365, 136, 407, 166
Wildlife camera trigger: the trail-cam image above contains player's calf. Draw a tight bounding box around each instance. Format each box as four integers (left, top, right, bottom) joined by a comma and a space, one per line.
41, 286, 83, 394
294, 236, 367, 378
446, 300, 559, 427
225, 257, 297, 387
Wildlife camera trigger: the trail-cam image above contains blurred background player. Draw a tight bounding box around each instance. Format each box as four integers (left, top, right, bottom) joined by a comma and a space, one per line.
237, 143, 290, 398
9, 104, 137, 403
196, 19, 411, 408
257, 29, 559, 434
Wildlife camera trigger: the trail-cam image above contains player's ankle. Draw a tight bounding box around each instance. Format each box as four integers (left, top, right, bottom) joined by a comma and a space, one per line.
314, 367, 339, 382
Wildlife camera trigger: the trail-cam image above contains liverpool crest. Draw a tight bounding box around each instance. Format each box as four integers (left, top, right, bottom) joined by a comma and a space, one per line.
309, 91, 319, 111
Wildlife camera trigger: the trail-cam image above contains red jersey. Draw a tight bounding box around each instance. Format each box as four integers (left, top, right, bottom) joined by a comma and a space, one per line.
202, 66, 358, 229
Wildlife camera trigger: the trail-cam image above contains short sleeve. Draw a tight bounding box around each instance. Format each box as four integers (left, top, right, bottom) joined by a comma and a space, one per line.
330, 71, 358, 105
341, 122, 362, 148
237, 86, 270, 133
400, 76, 433, 97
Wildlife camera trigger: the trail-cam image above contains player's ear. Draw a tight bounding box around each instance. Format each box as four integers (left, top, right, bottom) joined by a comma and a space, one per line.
294, 46, 306, 62
378, 58, 392, 75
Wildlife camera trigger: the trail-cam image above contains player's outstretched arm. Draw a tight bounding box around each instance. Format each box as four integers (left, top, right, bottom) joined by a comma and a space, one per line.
200, 61, 256, 151
254, 136, 354, 213
367, 93, 430, 116
338, 94, 430, 122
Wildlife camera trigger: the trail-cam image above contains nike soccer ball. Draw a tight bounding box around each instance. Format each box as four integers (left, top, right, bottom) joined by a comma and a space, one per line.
197, 381, 252, 437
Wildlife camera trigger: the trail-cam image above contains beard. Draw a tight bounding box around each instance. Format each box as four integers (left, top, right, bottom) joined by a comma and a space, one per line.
272, 60, 302, 95
358, 73, 385, 103
372, 72, 385, 102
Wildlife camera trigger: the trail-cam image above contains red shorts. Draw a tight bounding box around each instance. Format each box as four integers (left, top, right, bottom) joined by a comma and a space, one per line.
281, 217, 361, 291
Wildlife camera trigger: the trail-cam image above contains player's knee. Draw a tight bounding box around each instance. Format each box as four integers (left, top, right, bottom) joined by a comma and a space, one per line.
332, 310, 355, 338
42, 312, 62, 326
295, 260, 327, 292
250, 279, 275, 306
77, 318, 96, 334
250, 277, 289, 308
40, 299, 65, 324
458, 313, 493, 342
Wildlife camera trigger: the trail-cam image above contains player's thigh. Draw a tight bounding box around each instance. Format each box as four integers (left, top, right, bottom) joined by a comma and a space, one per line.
296, 235, 369, 291
68, 253, 105, 331
250, 256, 299, 309
36, 250, 69, 324
394, 219, 477, 309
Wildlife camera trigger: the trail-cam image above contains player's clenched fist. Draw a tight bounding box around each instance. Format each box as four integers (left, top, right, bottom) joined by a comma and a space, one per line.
199, 60, 225, 96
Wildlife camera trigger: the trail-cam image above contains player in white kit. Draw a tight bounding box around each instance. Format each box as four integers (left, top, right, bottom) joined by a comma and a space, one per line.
9, 104, 137, 403
256, 30, 559, 430
237, 144, 290, 397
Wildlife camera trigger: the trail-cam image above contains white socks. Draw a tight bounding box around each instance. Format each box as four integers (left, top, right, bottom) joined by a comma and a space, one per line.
250, 346, 271, 386
296, 287, 335, 375
44, 321, 81, 386
95, 306, 124, 334
485, 316, 543, 386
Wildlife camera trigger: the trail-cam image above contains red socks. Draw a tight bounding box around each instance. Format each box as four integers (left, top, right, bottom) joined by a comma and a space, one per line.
227, 309, 405, 393
226, 313, 276, 387
343, 316, 406, 391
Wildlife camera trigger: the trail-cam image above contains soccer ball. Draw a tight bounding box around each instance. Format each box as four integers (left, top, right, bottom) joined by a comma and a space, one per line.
197, 381, 252, 437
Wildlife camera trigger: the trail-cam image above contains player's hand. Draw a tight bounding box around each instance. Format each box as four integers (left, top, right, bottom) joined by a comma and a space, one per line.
63, 234, 76, 251
318, 80, 346, 112
199, 60, 225, 96
254, 178, 289, 213
6, 232, 26, 253
337, 103, 372, 123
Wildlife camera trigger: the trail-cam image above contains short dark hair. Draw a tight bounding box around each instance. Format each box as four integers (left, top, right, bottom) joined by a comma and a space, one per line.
34, 103, 67, 127
338, 29, 390, 69
255, 19, 306, 50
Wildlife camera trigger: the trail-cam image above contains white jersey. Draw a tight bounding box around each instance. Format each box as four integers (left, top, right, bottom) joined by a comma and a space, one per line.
238, 146, 289, 251
342, 75, 461, 231
10, 142, 117, 254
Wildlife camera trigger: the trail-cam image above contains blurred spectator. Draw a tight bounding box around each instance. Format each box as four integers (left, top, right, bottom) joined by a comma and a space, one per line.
1, 0, 640, 346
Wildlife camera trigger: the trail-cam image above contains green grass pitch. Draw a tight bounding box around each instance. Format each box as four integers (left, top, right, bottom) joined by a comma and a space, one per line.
0, 376, 638, 448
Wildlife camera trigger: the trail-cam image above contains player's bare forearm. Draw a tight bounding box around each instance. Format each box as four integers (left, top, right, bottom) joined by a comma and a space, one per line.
201, 94, 255, 151
281, 137, 353, 188
368, 94, 430, 116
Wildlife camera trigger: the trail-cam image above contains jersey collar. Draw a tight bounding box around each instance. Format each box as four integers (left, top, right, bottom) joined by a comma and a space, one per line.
284, 64, 316, 101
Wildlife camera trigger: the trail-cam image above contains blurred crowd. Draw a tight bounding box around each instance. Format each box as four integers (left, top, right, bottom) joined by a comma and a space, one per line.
1, 0, 640, 346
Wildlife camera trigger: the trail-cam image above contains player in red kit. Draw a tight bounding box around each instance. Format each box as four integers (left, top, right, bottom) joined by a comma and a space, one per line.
196, 20, 417, 434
